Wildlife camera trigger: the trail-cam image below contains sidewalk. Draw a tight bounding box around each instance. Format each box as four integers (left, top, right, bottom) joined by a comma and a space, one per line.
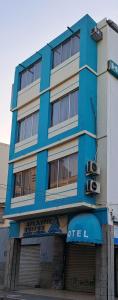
15, 288, 95, 300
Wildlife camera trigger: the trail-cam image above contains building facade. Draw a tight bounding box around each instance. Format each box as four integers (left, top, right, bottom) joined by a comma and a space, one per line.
0, 143, 9, 287
4, 14, 118, 299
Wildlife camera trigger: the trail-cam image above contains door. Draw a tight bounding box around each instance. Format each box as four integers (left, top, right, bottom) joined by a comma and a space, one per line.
18, 244, 40, 288
64, 244, 96, 293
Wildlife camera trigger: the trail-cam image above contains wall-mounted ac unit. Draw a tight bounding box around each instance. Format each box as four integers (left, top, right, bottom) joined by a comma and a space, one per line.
86, 179, 100, 195
91, 27, 103, 42
86, 161, 100, 176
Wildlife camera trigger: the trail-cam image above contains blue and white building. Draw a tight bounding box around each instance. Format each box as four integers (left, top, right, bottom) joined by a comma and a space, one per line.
4, 14, 118, 299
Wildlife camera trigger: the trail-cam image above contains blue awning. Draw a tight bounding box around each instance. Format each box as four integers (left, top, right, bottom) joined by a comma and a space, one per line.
67, 213, 103, 244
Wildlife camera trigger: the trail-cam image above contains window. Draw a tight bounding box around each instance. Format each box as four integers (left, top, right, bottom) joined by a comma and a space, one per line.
51, 89, 78, 126
20, 60, 41, 90
14, 167, 36, 197
53, 33, 80, 68
17, 111, 39, 142
48, 153, 78, 189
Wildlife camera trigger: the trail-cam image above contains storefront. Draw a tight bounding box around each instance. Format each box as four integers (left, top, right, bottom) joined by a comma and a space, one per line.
7, 212, 104, 295
64, 213, 102, 294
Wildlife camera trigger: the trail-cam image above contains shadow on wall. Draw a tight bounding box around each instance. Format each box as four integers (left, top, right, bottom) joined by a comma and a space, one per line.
0, 227, 9, 287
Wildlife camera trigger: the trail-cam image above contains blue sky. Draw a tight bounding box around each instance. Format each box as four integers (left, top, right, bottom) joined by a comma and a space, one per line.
0, 0, 118, 143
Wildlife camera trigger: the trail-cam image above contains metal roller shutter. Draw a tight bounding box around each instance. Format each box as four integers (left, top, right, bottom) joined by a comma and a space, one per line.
18, 245, 40, 288
64, 244, 96, 293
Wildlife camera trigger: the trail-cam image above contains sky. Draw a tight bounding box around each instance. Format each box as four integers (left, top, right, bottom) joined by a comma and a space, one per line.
0, 0, 118, 144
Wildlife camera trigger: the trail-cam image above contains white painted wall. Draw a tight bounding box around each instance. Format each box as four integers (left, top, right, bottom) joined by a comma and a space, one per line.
0, 143, 9, 204
0, 143, 9, 227
97, 19, 118, 223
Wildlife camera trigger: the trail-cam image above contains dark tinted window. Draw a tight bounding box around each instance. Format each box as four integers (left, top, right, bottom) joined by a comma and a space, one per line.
48, 153, 78, 189
53, 33, 80, 68
51, 89, 78, 126
20, 60, 41, 90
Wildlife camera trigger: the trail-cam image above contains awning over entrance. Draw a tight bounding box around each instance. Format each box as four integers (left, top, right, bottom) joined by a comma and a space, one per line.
67, 213, 103, 244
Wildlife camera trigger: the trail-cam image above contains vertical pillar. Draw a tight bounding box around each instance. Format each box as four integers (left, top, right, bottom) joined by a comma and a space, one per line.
52, 236, 65, 289
39, 236, 65, 289
95, 225, 114, 300
4, 238, 21, 290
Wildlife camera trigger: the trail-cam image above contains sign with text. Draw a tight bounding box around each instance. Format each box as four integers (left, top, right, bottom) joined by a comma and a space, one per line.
67, 229, 89, 240
20, 215, 68, 238
114, 225, 118, 245
108, 60, 118, 79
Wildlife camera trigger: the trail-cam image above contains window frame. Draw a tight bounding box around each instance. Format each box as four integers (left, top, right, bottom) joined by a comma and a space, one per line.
52, 32, 80, 69
17, 110, 39, 143
20, 59, 41, 91
13, 167, 36, 198
51, 88, 79, 127
48, 152, 78, 189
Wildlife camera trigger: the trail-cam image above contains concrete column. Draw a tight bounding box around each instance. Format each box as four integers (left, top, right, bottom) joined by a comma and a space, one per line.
52, 236, 65, 289
39, 236, 65, 289
4, 238, 21, 290
95, 225, 114, 300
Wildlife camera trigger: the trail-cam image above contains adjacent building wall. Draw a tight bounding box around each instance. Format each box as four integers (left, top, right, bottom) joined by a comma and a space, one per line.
97, 19, 118, 223
0, 143, 9, 286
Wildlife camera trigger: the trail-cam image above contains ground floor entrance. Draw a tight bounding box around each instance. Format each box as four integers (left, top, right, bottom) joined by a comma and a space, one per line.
18, 244, 41, 288
4, 212, 114, 300
64, 244, 96, 293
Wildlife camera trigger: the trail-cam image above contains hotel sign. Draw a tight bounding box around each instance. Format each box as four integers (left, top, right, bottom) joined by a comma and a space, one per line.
67, 229, 89, 239
20, 215, 68, 238
108, 60, 118, 79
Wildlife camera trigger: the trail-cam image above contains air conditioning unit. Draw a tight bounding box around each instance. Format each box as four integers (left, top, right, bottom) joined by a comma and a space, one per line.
86, 180, 100, 195
86, 161, 100, 176
91, 27, 103, 42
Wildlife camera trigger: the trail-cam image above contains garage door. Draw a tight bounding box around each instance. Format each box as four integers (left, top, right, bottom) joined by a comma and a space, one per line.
18, 245, 40, 288
64, 244, 96, 293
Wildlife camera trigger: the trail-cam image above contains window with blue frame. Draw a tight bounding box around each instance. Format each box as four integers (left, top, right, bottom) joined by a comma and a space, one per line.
14, 167, 36, 197
17, 111, 39, 142
48, 153, 78, 189
53, 33, 80, 68
51, 89, 78, 127
20, 60, 41, 90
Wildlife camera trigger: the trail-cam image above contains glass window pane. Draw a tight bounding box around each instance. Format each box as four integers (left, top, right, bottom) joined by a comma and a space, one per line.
23, 167, 36, 195
58, 157, 69, 187
34, 61, 40, 81
20, 61, 41, 90
60, 96, 69, 122
49, 160, 58, 189
18, 119, 26, 141
17, 111, 39, 142
20, 71, 28, 90
14, 172, 22, 197
32, 111, 39, 135
68, 153, 78, 184
53, 45, 62, 68
71, 35, 80, 56
52, 101, 60, 126
23, 169, 30, 195
62, 40, 71, 62
25, 115, 32, 139
70, 90, 78, 118
14, 168, 36, 197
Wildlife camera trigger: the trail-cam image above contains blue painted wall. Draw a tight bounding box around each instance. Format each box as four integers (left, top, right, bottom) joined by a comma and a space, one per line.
5, 14, 100, 219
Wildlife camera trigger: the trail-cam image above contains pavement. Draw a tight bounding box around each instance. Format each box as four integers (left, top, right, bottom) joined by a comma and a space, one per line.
0, 288, 95, 300
0, 288, 117, 300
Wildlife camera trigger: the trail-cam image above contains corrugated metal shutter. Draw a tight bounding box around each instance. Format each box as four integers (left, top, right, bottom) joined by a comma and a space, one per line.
64, 244, 96, 293
18, 245, 40, 288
